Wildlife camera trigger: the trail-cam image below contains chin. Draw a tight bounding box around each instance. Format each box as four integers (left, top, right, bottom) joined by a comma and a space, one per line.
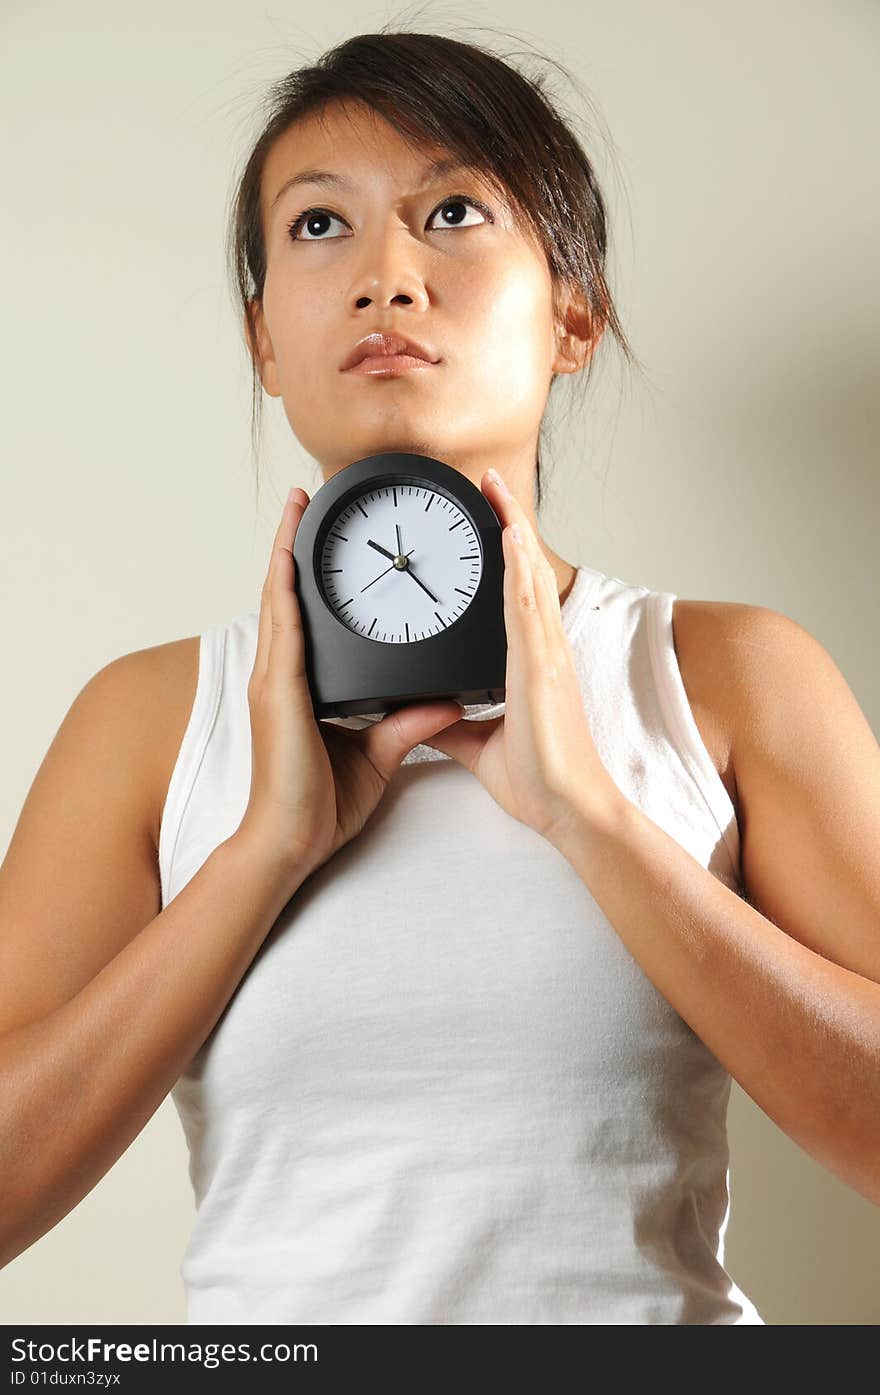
377, 438, 437, 456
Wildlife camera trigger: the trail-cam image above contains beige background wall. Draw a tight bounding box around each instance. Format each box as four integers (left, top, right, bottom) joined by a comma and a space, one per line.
1, 0, 877, 1324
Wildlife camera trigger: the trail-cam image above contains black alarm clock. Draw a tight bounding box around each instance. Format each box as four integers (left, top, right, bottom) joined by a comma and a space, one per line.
291, 452, 507, 719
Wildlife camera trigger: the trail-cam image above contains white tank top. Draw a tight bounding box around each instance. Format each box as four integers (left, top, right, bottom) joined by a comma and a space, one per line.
160, 563, 765, 1324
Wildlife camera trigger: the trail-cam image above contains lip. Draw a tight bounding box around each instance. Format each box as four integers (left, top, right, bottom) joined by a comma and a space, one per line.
346, 354, 436, 376
341, 330, 439, 371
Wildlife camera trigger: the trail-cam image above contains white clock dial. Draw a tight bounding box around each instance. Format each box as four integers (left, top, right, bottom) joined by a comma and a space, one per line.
319, 482, 483, 643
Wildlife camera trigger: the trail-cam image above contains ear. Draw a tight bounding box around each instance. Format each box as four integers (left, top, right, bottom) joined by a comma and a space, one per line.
244, 297, 282, 397
551, 285, 604, 376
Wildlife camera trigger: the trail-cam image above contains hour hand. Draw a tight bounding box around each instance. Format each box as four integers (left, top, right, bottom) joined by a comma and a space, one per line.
367, 539, 397, 563
361, 549, 416, 592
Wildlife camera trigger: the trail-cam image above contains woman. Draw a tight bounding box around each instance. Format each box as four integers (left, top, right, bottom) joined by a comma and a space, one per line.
2, 30, 878, 1324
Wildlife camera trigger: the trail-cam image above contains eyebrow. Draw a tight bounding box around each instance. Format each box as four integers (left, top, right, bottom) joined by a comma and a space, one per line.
269, 155, 477, 214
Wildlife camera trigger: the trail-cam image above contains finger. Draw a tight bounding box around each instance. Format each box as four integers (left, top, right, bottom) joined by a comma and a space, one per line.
485, 470, 560, 650
253, 492, 297, 688
266, 488, 310, 687
253, 488, 308, 689
520, 521, 562, 642
502, 521, 549, 685
528, 537, 566, 664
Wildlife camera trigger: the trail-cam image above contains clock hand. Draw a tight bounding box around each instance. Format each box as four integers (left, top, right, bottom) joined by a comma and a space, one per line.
364, 535, 440, 604
390, 520, 436, 596
379, 522, 440, 604
401, 564, 440, 605
361, 550, 416, 592
367, 539, 397, 563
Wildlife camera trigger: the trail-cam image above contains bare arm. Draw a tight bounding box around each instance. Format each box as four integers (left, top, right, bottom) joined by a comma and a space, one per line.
552, 603, 880, 1207
0, 829, 305, 1268
0, 641, 309, 1269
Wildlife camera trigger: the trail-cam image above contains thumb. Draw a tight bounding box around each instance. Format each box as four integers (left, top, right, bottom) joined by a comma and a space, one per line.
362, 700, 465, 776
420, 711, 504, 765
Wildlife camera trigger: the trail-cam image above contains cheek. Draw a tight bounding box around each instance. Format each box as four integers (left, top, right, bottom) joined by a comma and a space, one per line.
468, 272, 553, 390
263, 274, 326, 363
472, 264, 537, 325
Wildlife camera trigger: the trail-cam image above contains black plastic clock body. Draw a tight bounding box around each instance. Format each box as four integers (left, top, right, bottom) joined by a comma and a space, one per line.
291, 452, 507, 719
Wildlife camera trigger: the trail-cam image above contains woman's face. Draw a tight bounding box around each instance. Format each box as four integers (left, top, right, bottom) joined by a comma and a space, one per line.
251, 100, 588, 490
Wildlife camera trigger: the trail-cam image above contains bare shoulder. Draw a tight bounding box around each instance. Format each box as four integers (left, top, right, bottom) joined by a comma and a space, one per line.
0, 635, 201, 1036
111, 635, 201, 856
669, 597, 771, 817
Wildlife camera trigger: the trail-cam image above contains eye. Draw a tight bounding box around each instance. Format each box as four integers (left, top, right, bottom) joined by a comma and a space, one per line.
286, 195, 492, 242
427, 196, 491, 232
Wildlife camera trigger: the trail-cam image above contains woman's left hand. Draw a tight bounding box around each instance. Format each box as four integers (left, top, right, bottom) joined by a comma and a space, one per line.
421, 468, 627, 848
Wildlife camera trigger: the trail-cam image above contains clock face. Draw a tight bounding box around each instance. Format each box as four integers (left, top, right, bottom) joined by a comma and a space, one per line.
318, 481, 484, 643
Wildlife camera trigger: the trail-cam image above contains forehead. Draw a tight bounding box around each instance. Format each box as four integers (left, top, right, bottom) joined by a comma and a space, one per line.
258, 100, 545, 262
262, 102, 481, 215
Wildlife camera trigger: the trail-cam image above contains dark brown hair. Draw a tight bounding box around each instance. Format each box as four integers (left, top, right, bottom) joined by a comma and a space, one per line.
227, 18, 642, 511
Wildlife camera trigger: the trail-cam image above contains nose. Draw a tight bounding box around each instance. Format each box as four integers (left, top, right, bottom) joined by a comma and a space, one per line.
354, 278, 428, 313
350, 240, 430, 315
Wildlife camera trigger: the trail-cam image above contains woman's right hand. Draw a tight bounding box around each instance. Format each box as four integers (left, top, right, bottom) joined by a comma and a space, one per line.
236, 487, 465, 886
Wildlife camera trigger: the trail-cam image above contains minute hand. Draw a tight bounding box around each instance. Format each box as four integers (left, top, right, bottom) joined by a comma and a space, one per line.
403, 565, 440, 604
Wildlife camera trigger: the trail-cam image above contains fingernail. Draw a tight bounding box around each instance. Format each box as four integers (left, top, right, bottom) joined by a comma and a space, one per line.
488, 468, 509, 495
510, 523, 523, 545
287, 487, 299, 505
